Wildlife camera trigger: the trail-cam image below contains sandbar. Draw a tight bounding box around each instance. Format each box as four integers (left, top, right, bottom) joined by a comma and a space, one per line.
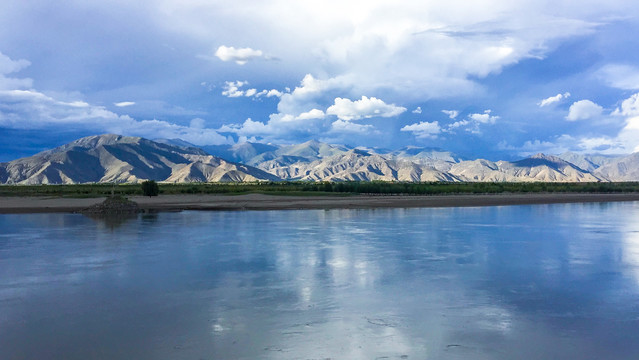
1, 193, 639, 214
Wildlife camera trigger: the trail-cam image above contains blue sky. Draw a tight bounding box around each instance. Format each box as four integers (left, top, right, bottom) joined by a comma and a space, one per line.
1, 0, 639, 162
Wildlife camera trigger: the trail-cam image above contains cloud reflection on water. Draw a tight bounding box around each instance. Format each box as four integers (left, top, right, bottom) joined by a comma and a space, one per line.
2, 203, 639, 359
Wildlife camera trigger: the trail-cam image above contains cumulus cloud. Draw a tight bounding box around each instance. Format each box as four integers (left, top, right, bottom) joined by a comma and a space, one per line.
566, 100, 603, 121
114, 101, 135, 107
441, 110, 497, 134
221, 81, 249, 97
217, 75, 351, 141
401, 121, 441, 139
135, 0, 624, 104
505, 93, 639, 155
539, 92, 570, 107
612, 92, 639, 153
326, 96, 406, 121
214, 45, 263, 65
612, 93, 639, 117
442, 110, 459, 119
297, 109, 325, 120
448, 119, 470, 129
469, 110, 499, 124
412, 106, 422, 114
261, 89, 283, 98
221, 81, 283, 99
596, 64, 639, 90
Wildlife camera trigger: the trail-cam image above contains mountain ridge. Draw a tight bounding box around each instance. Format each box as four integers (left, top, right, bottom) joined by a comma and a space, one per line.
2, 134, 639, 184
0, 134, 278, 184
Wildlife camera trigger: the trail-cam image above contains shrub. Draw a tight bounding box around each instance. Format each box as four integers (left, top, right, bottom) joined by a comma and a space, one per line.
141, 180, 160, 197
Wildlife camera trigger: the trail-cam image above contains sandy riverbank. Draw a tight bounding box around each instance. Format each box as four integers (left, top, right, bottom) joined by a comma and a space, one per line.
1, 193, 639, 214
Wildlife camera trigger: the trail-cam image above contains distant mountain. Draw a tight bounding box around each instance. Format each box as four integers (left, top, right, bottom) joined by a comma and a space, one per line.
2, 135, 638, 184
0, 134, 279, 184
556, 152, 618, 173
202, 142, 280, 164
247, 140, 351, 167
260, 150, 601, 182
389, 146, 463, 162
446, 154, 601, 182
289, 149, 459, 182
153, 138, 199, 149
593, 153, 639, 181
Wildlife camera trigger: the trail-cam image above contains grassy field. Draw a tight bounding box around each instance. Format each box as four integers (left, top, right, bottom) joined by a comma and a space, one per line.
1, 181, 639, 198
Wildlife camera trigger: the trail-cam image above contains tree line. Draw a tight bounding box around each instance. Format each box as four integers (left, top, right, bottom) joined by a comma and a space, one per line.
2, 181, 639, 197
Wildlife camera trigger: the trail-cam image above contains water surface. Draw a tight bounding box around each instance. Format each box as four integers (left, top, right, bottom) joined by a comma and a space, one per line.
2, 202, 639, 359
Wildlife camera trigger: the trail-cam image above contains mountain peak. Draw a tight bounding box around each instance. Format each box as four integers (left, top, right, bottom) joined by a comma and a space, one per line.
0, 134, 277, 184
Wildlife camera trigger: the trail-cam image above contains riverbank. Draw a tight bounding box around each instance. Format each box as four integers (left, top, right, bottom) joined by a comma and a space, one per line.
1, 193, 639, 213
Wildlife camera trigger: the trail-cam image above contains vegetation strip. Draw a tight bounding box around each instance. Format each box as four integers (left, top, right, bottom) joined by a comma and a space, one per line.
1, 181, 639, 198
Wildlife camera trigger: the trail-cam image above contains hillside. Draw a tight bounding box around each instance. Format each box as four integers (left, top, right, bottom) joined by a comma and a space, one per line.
0, 134, 279, 184
2, 135, 638, 184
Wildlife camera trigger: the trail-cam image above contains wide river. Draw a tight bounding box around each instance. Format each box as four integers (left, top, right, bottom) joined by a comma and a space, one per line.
2, 202, 639, 359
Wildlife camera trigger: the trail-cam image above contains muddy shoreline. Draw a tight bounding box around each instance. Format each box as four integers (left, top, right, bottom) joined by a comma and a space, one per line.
1, 192, 639, 214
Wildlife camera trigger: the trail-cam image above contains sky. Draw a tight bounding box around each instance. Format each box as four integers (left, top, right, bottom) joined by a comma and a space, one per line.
1, 0, 639, 162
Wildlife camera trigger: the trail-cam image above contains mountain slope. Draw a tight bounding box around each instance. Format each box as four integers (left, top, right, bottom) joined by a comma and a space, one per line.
449, 154, 602, 182
2, 135, 638, 184
593, 153, 639, 181
261, 149, 460, 182
0, 134, 279, 184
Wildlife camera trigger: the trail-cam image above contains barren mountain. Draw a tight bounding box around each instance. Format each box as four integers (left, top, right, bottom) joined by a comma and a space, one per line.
2, 135, 637, 184
593, 153, 639, 181
556, 152, 618, 173
261, 149, 459, 182
0, 134, 279, 184
449, 154, 602, 182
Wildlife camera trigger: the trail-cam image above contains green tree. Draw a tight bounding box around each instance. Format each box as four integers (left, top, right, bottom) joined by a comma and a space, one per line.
141, 180, 159, 197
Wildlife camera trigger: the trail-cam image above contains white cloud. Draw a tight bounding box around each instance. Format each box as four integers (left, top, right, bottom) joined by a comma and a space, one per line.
326, 96, 406, 121
330, 120, 378, 134
221, 81, 248, 97
501, 134, 629, 156
144, 0, 618, 117
539, 92, 570, 107
0, 51, 30, 75
566, 100, 603, 121
214, 45, 263, 65
0, 51, 32, 90
221, 80, 284, 99
447, 119, 470, 129
114, 101, 135, 107
442, 110, 497, 134
469, 110, 499, 124
504, 93, 639, 154
613, 92, 639, 117
596, 64, 639, 90
442, 110, 459, 119
218, 112, 326, 140
412, 106, 422, 114
0, 89, 229, 145
264, 89, 283, 98
190, 117, 205, 129
297, 109, 325, 120
401, 121, 441, 139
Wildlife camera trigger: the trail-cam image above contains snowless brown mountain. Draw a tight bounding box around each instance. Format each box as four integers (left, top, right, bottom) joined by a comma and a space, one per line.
1, 135, 638, 184
202, 139, 637, 182
0, 134, 279, 184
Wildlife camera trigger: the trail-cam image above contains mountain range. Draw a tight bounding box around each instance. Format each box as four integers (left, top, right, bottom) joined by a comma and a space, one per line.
1, 134, 638, 184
